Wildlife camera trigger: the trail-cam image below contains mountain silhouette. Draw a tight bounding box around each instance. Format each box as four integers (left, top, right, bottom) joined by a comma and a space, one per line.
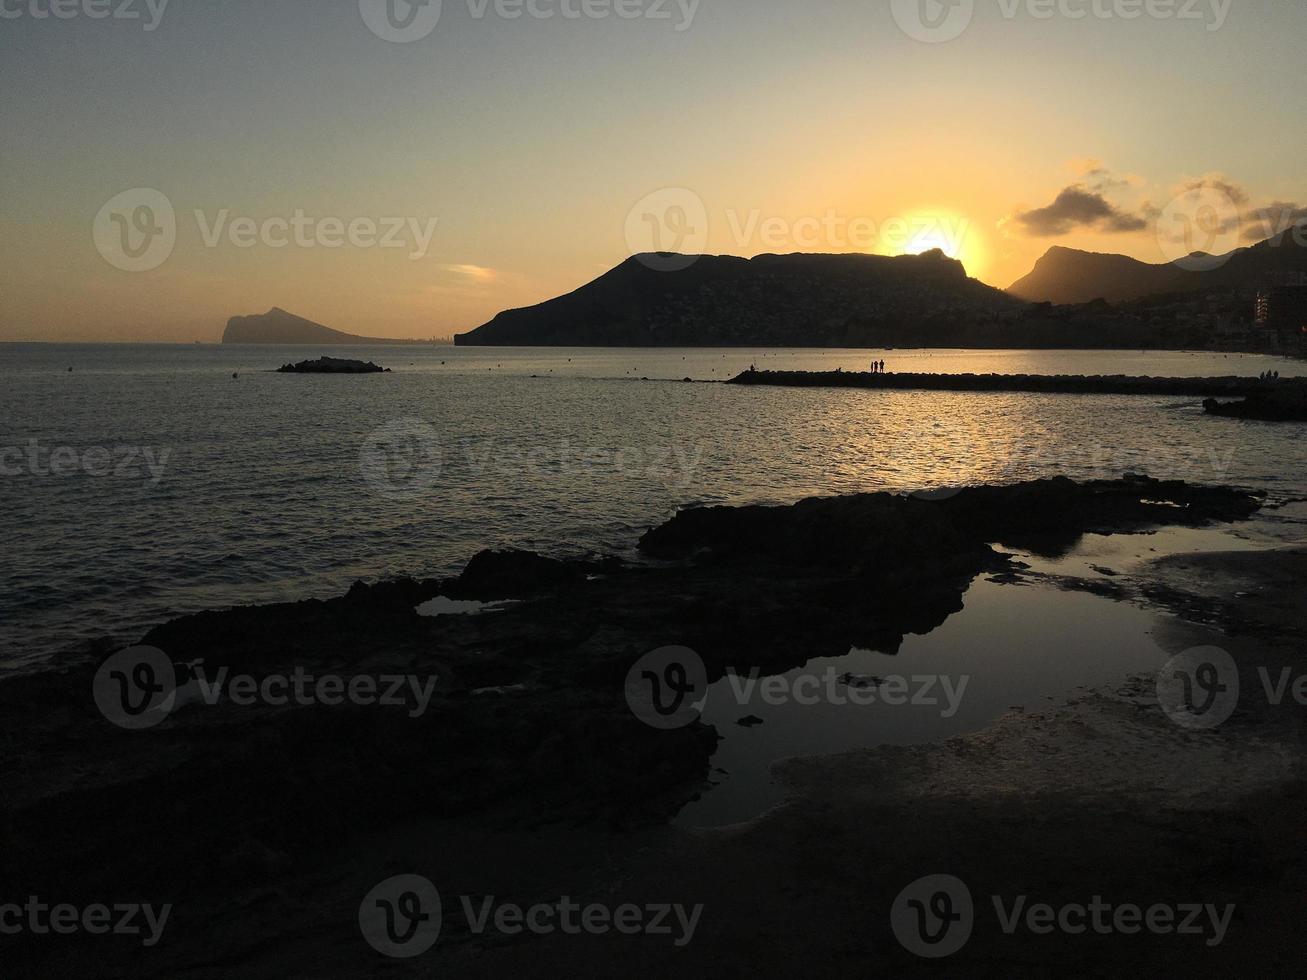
222, 307, 421, 345
455, 251, 1017, 347
1009, 224, 1307, 304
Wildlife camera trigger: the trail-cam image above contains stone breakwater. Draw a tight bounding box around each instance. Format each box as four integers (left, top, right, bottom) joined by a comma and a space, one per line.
726, 369, 1307, 398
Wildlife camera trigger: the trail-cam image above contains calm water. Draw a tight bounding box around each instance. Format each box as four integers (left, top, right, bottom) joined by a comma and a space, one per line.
676, 524, 1259, 828
2, 344, 1306, 671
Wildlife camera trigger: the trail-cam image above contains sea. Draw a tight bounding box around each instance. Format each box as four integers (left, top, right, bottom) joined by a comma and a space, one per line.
3, 344, 1305, 673
6, 343, 1306, 824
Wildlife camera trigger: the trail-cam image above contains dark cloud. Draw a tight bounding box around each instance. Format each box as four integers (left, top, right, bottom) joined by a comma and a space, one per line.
1181, 177, 1250, 207
1012, 185, 1148, 237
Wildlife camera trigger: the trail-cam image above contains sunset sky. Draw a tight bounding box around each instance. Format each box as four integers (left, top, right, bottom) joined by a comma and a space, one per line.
2, 0, 1304, 342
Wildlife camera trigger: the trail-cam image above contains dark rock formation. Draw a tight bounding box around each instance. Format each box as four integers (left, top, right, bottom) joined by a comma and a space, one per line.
276, 356, 391, 374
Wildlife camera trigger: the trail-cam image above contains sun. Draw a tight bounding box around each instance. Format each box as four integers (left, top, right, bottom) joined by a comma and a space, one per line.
894, 211, 988, 279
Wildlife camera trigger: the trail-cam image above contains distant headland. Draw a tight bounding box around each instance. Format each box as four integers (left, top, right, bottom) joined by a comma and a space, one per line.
222, 307, 444, 345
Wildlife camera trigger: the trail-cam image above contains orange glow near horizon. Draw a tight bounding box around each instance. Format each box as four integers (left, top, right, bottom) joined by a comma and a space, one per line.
874, 211, 990, 282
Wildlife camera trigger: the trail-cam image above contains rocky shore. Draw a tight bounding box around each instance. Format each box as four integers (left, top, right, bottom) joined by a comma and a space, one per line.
727, 368, 1307, 398
6, 476, 1304, 977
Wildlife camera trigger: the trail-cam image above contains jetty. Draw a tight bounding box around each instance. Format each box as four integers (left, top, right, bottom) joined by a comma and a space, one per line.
726, 369, 1306, 399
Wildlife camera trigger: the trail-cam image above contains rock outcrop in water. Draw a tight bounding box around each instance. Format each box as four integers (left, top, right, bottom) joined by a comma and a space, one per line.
276, 356, 391, 374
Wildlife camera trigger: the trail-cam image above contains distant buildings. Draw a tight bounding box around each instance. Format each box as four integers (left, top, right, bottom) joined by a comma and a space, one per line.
1256, 285, 1307, 331
1248, 285, 1307, 355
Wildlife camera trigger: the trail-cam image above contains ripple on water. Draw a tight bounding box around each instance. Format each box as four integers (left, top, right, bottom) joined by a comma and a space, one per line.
1, 344, 1304, 668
